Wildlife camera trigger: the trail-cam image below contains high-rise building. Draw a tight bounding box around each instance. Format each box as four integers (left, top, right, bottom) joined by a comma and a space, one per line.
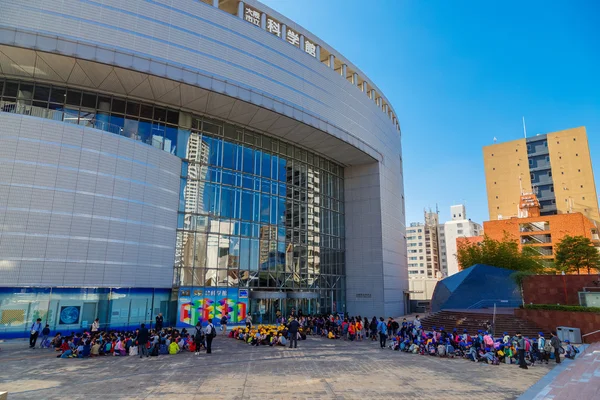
439, 205, 483, 276
407, 212, 442, 279
483, 127, 599, 222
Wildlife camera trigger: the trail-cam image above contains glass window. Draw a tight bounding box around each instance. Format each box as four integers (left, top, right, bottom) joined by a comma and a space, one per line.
65, 89, 81, 106
154, 107, 166, 122
243, 147, 254, 174
33, 85, 50, 101
221, 186, 235, 218
18, 83, 33, 100
81, 92, 96, 108
201, 182, 220, 215
167, 110, 179, 125
3, 81, 18, 98
111, 98, 125, 114
126, 101, 140, 117
254, 150, 261, 176
203, 119, 220, 135
260, 194, 270, 223
262, 152, 271, 178
164, 126, 177, 154
205, 136, 223, 167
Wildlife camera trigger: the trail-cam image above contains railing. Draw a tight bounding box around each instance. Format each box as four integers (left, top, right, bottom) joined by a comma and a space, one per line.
466, 299, 522, 309
521, 234, 552, 244
0, 101, 141, 141
519, 222, 550, 232
526, 245, 553, 257
582, 329, 600, 338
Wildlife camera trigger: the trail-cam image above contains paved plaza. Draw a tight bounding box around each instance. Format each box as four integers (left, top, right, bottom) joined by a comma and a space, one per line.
0, 335, 554, 400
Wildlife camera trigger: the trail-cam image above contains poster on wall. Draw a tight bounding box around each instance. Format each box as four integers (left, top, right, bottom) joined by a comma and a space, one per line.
177, 287, 248, 328
59, 306, 81, 325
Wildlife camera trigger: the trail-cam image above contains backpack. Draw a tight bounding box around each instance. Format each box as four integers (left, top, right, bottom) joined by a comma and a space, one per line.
543, 341, 553, 353
484, 336, 493, 346
525, 339, 531, 352
437, 345, 446, 357
210, 324, 217, 338
159, 344, 168, 355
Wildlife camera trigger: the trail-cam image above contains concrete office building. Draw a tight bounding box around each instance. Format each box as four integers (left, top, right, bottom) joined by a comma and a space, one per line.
439, 205, 483, 276
483, 127, 599, 222
406, 212, 441, 279
0, 0, 406, 337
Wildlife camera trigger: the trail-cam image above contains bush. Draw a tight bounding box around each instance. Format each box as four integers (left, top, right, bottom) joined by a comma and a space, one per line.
524, 304, 600, 313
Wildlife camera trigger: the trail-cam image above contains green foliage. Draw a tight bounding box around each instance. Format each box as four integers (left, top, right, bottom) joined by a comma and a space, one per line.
456, 233, 545, 273
524, 304, 600, 313
553, 235, 600, 274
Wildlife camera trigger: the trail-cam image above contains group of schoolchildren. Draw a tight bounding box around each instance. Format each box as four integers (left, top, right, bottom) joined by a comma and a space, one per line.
386, 321, 580, 368
230, 324, 299, 346
47, 325, 213, 359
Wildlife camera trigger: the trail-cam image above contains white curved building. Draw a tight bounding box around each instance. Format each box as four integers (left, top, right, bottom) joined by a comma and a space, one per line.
0, 0, 406, 336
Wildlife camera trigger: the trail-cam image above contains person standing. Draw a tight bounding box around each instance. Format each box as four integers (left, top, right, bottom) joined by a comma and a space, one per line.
138, 323, 149, 358
377, 317, 388, 349
29, 318, 42, 349
40, 324, 50, 348
288, 316, 300, 349
414, 315, 422, 330
155, 313, 164, 332
516, 332, 528, 369
194, 321, 204, 355
205, 318, 216, 354
538, 333, 550, 364
220, 312, 228, 336
550, 331, 561, 364
245, 315, 253, 329
91, 318, 100, 333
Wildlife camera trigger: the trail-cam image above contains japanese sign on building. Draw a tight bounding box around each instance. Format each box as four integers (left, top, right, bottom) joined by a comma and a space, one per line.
244, 6, 261, 27
286, 27, 300, 47
266, 17, 281, 37
304, 38, 317, 58
241, 5, 319, 59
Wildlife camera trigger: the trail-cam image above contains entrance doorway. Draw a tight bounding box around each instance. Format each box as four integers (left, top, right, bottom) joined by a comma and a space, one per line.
248, 291, 287, 324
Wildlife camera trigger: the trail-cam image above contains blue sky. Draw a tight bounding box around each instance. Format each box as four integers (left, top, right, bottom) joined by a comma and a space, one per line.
261, 0, 600, 225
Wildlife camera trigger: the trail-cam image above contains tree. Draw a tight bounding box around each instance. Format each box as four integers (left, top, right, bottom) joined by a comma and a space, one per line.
553, 235, 600, 274
456, 233, 545, 273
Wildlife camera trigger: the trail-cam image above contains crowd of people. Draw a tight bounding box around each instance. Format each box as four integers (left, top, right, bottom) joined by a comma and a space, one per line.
38, 317, 219, 359
31, 311, 580, 367
229, 312, 580, 369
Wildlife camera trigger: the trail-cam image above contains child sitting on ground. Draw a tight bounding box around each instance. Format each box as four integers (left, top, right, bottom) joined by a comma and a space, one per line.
564, 340, 579, 359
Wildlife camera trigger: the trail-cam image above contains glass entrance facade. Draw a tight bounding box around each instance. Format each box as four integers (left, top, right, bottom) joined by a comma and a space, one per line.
175, 118, 346, 317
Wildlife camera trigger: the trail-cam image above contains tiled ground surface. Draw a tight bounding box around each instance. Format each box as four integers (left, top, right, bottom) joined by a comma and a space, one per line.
526, 343, 600, 400
0, 336, 552, 400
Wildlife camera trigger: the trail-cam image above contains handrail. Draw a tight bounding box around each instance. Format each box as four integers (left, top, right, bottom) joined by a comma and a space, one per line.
582, 329, 600, 338
466, 299, 522, 309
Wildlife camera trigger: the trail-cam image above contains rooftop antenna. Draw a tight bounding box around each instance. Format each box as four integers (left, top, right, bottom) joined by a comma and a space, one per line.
522, 116, 527, 138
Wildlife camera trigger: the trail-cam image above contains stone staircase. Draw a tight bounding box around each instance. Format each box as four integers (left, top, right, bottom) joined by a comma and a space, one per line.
420, 310, 550, 338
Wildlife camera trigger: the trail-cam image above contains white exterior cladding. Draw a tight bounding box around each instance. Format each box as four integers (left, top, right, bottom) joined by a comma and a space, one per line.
0, 113, 181, 287
0, 0, 406, 316
440, 205, 483, 277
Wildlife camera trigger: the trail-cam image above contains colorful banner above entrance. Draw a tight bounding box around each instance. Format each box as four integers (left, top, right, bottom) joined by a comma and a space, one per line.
177, 287, 248, 327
